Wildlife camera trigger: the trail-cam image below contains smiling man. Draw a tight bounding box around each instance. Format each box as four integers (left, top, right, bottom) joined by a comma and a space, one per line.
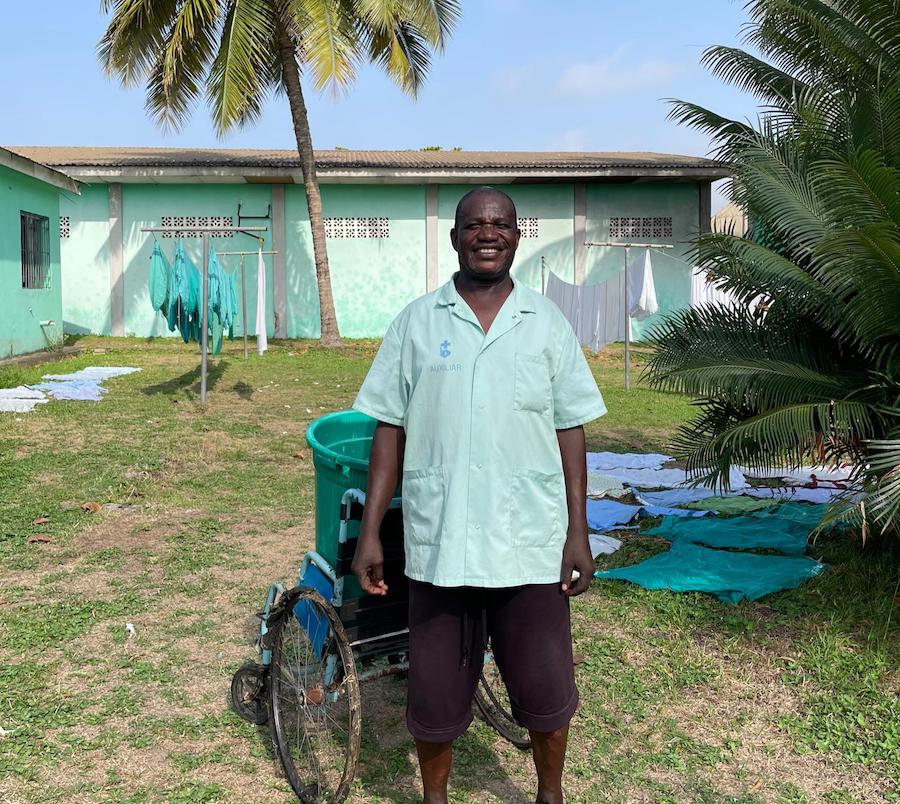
351, 187, 606, 804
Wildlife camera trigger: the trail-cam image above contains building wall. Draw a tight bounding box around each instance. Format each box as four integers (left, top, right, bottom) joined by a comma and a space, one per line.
60, 183, 110, 335
0, 164, 63, 357
58, 178, 704, 342
285, 184, 427, 339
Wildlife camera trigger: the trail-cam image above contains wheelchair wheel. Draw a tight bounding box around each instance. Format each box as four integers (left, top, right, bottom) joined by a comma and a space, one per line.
268, 588, 361, 803
473, 656, 532, 750
231, 662, 269, 725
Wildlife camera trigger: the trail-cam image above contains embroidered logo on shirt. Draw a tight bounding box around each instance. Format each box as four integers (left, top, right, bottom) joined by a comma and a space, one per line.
439, 340, 451, 358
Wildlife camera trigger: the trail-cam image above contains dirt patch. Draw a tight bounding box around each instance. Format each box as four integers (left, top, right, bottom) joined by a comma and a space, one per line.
662, 658, 893, 803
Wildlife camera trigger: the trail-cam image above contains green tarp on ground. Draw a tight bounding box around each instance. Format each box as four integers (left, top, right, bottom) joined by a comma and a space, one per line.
643, 504, 826, 555
594, 540, 826, 604
684, 495, 778, 514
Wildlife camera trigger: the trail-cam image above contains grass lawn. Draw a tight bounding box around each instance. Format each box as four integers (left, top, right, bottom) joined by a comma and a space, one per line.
0, 337, 897, 804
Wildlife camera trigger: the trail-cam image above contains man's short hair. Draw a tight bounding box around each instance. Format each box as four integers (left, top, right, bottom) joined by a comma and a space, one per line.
454, 187, 518, 229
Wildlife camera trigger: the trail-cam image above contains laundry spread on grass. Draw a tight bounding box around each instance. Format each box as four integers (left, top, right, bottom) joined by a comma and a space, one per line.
586, 450, 854, 603
0, 386, 49, 413
0, 367, 140, 412
642, 507, 818, 556
595, 540, 826, 604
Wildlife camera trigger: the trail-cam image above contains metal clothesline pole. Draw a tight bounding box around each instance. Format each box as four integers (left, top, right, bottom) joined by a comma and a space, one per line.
584, 240, 675, 391
218, 250, 278, 361
140, 226, 267, 405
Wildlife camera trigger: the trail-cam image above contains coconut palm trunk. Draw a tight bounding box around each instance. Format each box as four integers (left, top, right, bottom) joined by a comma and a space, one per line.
276, 25, 341, 347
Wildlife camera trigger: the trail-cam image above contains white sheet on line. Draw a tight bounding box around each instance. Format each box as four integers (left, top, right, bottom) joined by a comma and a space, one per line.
690, 265, 741, 310
629, 249, 658, 321
587, 452, 673, 470
256, 247, 268, 355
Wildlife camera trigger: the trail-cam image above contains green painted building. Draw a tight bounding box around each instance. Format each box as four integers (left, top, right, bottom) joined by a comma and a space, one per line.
7, 147, 728, 341
0, 148, 81, 358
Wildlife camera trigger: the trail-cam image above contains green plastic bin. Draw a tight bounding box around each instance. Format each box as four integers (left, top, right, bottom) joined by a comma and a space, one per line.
305, 410, 379, 569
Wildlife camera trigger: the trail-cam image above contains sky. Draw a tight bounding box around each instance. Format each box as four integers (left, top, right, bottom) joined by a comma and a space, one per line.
1, 1, 761, 211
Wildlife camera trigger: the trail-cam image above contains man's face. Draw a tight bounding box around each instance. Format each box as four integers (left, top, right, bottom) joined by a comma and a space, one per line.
451, 192, 520, 280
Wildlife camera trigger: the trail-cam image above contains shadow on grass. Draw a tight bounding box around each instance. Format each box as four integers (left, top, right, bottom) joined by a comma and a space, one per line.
142, 359, 228, 396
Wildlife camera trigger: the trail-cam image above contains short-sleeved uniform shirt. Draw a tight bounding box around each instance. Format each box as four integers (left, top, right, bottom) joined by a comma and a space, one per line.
353, 276, 606, 588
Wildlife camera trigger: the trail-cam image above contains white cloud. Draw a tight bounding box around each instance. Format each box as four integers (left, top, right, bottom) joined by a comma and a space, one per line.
556, 55, 684, 99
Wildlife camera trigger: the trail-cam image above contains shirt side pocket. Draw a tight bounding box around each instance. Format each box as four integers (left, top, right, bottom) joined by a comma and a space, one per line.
511, 469, 563, 547
401, 466, 446, 547
513, 353, 551, 415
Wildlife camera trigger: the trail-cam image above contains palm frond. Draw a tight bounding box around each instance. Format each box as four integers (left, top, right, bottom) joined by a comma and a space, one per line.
701, 45, 809, 103
291, 0, 360, 93
145, 0, 220, 130
98, 0, 180, 86
208, 0, 279, 134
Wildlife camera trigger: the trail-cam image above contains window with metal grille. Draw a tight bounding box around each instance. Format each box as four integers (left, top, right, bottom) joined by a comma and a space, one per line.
519, 217, 539, 238
159, 215, 235, 238
609, 216, 673, 239
59, 216, 70, 239
21, 212, 51, 289
323, 217, 390, 238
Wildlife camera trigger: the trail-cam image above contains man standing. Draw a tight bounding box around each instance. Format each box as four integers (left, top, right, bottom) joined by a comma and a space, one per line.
351, 187, 606, 804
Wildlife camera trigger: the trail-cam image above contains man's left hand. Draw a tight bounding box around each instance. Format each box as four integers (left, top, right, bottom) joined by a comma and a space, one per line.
560, 526, 594, 597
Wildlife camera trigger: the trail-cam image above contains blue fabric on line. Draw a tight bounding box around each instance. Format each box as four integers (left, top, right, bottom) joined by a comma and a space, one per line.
594, 540, 826, 604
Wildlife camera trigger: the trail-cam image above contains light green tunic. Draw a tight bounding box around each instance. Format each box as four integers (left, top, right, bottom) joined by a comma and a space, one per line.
353, 277, 607, 587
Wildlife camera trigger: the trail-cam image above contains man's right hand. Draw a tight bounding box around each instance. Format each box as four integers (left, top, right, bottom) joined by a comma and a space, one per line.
351, 532, 389, 596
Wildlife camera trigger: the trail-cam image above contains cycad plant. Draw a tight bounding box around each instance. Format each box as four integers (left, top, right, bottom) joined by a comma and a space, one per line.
646, 0, 900, 540
99, 0, 460, 346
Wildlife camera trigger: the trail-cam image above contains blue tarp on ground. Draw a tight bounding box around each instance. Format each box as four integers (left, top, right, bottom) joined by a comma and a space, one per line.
595, 540, 826, 604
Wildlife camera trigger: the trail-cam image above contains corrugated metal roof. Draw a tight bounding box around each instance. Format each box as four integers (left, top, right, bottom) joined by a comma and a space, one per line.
6, 146, 727, 172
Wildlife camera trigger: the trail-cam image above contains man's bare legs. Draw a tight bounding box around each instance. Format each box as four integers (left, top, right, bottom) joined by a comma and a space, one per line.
416, 739, 453, 804
530, 726, 569, 804
415, 727, 568, 804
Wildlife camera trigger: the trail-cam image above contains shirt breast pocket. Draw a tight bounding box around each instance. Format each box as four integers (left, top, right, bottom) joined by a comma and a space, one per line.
514, 353, 551, 415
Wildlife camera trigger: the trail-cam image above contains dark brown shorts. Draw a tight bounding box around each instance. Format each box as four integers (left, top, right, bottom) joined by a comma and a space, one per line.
406, 580, 578, 742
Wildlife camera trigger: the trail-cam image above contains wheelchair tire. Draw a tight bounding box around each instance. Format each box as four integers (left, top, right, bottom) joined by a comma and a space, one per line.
231, 662, 269, 725
268, 587, 361, 803
473, 657, 532, 750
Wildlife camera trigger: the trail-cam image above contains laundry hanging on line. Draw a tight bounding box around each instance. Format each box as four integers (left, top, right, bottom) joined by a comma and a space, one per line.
256, 247, 268, 355
628, 249, 658, 321
147, 239, 238, 355
545, 254, 658, 352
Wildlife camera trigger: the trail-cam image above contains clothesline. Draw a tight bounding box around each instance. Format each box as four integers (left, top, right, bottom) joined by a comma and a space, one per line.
141, 226, 267, 404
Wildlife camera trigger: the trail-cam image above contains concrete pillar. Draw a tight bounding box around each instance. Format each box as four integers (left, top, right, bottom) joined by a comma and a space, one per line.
573, 183, 587, 285
108, 183, 124, 336
426, 184, 439, 292
272, 185, 287, 338
699, 182, 712, 233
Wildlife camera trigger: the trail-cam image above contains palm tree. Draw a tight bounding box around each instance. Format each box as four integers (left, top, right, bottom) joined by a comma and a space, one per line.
99, 0, 460, 346
646, 0, 900, 540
